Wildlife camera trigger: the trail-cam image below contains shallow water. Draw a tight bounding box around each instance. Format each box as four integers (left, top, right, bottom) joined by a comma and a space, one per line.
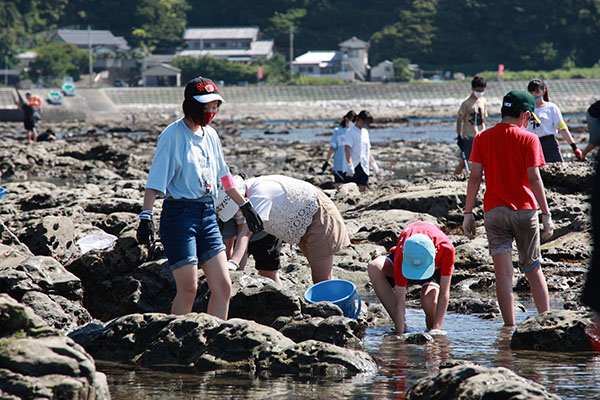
98, 295, 600, 400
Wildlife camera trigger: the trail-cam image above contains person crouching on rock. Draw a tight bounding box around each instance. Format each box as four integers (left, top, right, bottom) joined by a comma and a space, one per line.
136, 77, 263, 319
217, 174, 350, 284
368, 221, 455, 334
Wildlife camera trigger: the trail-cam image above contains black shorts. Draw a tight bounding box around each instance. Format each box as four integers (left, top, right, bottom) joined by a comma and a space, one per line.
333, 170, 349, 184
24, 118, 35, 131
385, 252, 441, 287
248, 233, 283, 271
350, 163, 369, 186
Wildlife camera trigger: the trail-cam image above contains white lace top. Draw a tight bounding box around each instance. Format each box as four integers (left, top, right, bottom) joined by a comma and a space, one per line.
246, 175, 319, 244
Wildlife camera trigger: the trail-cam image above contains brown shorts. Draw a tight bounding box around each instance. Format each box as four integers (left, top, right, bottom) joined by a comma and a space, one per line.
298, 191, 350, 262
483, 206, 541, 273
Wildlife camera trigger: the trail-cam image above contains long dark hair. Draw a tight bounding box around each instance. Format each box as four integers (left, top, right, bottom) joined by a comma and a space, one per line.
339, 110, 357, 127
527, 79, 549, 102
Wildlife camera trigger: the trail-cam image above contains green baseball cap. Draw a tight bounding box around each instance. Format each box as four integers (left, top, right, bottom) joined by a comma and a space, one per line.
502, 90, 541, 124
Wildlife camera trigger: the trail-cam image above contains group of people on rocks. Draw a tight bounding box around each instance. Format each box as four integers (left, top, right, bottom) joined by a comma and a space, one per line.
136, 75, 599, 335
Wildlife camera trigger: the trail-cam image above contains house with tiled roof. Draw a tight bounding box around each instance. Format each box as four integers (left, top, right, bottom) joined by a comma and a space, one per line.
53, 29, 130, 53
179, 27, 274, 63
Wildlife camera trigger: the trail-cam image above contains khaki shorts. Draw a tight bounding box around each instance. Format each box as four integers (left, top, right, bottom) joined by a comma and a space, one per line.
483, 206, 541, 273
298, 191, 350, 262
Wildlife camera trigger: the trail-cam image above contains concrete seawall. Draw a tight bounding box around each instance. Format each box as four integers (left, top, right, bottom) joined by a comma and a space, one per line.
1, 79, 598, 122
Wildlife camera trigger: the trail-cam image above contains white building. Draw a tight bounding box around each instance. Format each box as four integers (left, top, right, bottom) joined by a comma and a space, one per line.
179, 27, 274, 63
292, 36, 394, 82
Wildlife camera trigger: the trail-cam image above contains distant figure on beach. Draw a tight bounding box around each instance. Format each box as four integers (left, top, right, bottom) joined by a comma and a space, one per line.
526, 78, 582, 162
217, 174, 350, 285
137, 76, 263, 319
342, 110, 379, 192
582, 99, 600, 160
36, 129, 56, 142
454, 76, 487, 175
322, 110, 357, 188
368, 221, 454, 334
16, 92, 38, 143
463, 90, 551, 326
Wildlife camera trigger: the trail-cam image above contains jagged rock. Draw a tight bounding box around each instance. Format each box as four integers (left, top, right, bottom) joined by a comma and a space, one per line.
272, 314, 366, 346
70, 312, 375, 378
406, 362, 561, 399
0, 294, 110, 400
403, 332, 434, 344
448, 297, 499, 315
540, 161, 594, 193
18, 216, 77, 263
511, 310, 596, 351
258, 339, 377, 378
0, 250, 92, 330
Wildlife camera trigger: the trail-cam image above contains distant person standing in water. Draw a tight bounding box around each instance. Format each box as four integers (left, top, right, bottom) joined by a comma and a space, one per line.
463, 90, 552, 326
582, 99, 600, 160
342, 110, 379, 192
454, 76, 488, 175
322, 110, 357, 188
526, 79, 582, 162
137, 76, 263, 319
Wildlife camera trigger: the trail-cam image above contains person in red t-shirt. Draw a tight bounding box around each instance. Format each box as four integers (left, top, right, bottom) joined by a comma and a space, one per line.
463, 89, 553, 326
368, 221, 454, 334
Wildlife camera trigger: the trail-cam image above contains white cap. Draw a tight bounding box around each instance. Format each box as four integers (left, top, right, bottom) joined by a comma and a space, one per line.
215, 175, 246, 222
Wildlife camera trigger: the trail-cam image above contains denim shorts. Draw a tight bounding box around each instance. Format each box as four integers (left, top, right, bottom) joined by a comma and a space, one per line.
159, 197, 225, 271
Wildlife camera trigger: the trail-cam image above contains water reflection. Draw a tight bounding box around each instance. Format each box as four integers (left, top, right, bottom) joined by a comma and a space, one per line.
98, 304, 600, 400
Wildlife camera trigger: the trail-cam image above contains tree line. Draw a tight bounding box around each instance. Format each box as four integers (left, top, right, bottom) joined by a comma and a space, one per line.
2, 0, 600, 82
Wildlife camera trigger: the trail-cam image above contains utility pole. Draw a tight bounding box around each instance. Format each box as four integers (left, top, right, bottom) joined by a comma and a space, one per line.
289, 25, 294, 81
4, 55, 8, 87
88, 25, 93, 88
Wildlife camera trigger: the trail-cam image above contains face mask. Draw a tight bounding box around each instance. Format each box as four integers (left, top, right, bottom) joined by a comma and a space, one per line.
473, 91, 485, 98
533, 95, 543, 103
199, 111, 216, 126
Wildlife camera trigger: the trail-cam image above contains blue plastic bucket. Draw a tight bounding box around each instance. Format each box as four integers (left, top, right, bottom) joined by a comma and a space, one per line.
0, 187, 5, 200
303, 279, 361, 319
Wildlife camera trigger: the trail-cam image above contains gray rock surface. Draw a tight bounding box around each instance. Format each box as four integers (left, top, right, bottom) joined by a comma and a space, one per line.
405, 362, 560, 400
0, 294, 110, 400
70, 312, 376, 377
511, 310, 597, 351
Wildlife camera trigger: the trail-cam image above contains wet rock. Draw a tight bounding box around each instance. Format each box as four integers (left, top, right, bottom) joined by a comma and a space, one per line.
0, 294, 110, 400
302, 300, 344, 318
403, 332, 434, 344
511, 310, 596, 351
405, 362, 560, 399
364, 303, 393, 326
448, 297, 499, 315
273, 314, 367, 346
225, 274, 303, 325
0, 249, 92, 330
259, 339, 377, 379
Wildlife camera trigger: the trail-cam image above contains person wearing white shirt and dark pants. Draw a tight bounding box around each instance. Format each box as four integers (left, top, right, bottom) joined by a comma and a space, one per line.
342, 110, 379, 192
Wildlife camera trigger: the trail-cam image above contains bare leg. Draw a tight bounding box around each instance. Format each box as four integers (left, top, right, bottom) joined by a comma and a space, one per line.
201, 251, 232, 320
171, 263, 198, 315
309, 255, 334, 283
492, 252, 515, 326
420, 284, 440, 330
453, 158, 465, 175
258, 269, 282, 285
581, 143, 597, 160
367, 256, 396, 319
223, 237, 235, 259
525, 264, 550, 314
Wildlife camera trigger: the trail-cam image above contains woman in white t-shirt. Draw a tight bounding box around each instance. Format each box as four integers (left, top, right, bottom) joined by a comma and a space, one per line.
322, 110, 356, 188
526, 79, 583, 162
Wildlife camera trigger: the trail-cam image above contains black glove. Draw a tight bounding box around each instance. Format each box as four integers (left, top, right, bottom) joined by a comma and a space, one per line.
321, 160, 329, 173
456, 135, 464, 150
240, 201, 264, 233
137, 212, 155, 245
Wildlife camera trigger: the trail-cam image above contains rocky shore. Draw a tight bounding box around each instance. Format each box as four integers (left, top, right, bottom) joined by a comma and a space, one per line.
0, 113, 597, 398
